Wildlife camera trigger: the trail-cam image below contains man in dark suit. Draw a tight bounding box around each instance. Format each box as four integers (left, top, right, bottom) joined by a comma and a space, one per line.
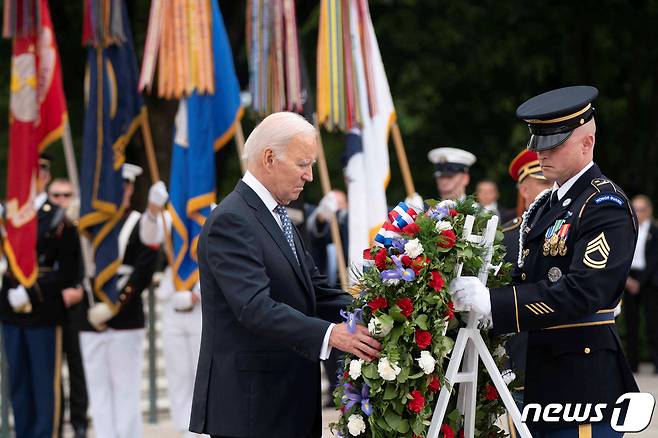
190, 112, 381, 438
624, 194, 658, 372
450, 86, 639, 437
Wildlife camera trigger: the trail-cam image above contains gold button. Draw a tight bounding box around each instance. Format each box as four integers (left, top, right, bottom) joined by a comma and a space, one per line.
584, 347, 591, 354
521, 273, 527, 281
523, 249, 530, 258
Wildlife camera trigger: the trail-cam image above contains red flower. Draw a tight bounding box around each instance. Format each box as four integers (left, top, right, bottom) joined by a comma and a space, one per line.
412, 256, 430, 274
407, 389, 425, 413
483, 383, 498, 401
363, 248, 374, 260
401, 255, 412, 267
413, 435, 423, 438
368, 297, 388, 313
449, 209, 458, 217
415, 329, 432, 349
438, 229, 457, 249
441, 423, 455, 438
428, 375, 441, 393
402, 222, 420, 237
343, 370, 349, 379
443, 301, 455, 320
429, 271, 445, 292
375, 248, 388, 270
396, 297, 414, 318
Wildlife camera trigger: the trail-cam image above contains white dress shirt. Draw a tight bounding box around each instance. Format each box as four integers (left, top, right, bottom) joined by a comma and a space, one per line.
241, 171, 334, 360
632, 220, 650, 271
551, 161, 594, 201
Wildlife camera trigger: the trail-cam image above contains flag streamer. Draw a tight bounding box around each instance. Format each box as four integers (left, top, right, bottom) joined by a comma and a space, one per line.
246, 0, 303, 115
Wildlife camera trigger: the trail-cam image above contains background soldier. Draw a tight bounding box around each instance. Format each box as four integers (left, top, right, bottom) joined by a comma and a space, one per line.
450, 86, 639, 437
624, 194, 658, 373
78, 163, 167, 438
0, 156, 82, 438
427, 147, 476, 201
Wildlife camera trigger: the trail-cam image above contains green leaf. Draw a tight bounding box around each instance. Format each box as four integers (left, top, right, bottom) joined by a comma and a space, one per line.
376, 415, 391, 432
414, 313, 429, 330
397, 366, 410, 383
388, 305, 407, 322
383, 383, 398, 400
384, 410, 402, 431
389, 325, 404, 345
398, 419, 411, 434
362, 363, 378, 380
408, 371, 425, 380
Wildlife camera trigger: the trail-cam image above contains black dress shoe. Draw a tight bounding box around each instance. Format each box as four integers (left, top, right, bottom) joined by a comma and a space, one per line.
73, 426, 87, 438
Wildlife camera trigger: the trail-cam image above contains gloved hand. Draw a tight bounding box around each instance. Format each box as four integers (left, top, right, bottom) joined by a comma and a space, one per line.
172, 290, 194, 311
87, 302, 115, 330
8, 285, 30, 311
316, 191, 339, 221
148, 181, 169, 208
404, 192, 424, 212
449, 276, 491, 317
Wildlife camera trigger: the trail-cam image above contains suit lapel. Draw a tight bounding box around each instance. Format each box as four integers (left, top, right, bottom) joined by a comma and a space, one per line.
526, 164, 602, 242
236, 181, 311, 293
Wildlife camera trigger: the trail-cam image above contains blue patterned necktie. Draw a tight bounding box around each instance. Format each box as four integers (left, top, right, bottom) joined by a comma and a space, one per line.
274, 205, 299, 263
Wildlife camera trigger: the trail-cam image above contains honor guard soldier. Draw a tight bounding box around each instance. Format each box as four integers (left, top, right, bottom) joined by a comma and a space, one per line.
0, 154, 82, 438
427, 147, 476, 201
78, 163, 167, 438
450, 86, 639, 437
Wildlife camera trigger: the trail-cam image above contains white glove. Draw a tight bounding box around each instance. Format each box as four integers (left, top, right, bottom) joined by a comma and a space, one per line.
614, 302, 622, 318
502, 369, 517, 386
404, 192, 424, 212
87, 302, 115, 330
8, 285, 30, 310
172, 290, 194, 311
316, 192, 338, 219
148, 181, 169, 207
449, 276, 491, 317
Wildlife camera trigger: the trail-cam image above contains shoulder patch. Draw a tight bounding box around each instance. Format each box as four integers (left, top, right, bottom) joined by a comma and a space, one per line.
593, 194, 625, 207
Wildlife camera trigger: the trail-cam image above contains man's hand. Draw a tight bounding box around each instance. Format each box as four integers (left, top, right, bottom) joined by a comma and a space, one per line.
449, 276, 492, 317
626, 277, 640, 295
87, 302, 115, 331
62, 286, 84, 308
329, 323, 381, 362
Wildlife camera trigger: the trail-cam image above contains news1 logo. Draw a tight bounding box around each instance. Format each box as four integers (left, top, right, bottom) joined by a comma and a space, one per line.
521, 392, 656, 432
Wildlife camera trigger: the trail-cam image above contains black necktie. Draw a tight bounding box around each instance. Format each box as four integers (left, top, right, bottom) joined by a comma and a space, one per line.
550, 190, 559, 208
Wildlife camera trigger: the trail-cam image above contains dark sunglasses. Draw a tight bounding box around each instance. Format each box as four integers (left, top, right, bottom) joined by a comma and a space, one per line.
50, 192, 73, 198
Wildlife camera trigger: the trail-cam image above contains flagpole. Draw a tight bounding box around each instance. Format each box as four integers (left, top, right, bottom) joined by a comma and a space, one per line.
235, 119, 247, 174
61, 119, 96, 304
391, 121, 416, 197
140, 108, 176, 270
313, 114, 349, 291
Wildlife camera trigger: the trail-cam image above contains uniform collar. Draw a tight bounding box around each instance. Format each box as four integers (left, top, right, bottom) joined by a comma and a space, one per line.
552, 161, 594, 200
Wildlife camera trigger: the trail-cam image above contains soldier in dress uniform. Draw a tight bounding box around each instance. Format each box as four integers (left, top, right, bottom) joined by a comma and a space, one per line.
78, 163, 167, 438
427, 147, 476, 200
0, 154, 82, 438
450, 86, 639, 437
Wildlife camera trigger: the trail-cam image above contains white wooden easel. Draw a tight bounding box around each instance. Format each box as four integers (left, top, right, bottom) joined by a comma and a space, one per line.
427, 215, 533, 438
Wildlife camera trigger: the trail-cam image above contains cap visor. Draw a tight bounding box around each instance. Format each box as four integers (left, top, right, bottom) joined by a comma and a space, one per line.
527, 131, 573, 152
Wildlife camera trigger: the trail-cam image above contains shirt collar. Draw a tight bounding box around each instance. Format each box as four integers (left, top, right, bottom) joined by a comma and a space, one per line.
242, 170, 279, 213
552, 161, 594, 200
34, 192, 48, 210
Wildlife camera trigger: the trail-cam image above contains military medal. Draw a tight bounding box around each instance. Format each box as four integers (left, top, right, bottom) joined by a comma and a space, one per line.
543, 240, 551, 256
548, 267, 562, 282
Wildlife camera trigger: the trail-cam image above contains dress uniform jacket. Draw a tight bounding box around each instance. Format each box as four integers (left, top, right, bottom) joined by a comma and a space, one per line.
490, 163, 639, 430
1, 200, 80, 325
77, 211, 160, 331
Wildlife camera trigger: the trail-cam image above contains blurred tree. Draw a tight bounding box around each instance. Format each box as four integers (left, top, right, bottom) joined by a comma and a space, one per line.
1, 0, 658, 209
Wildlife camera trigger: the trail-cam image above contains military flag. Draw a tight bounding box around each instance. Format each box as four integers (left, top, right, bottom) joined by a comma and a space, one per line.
166, 0, 242, 290
3, 0, 68, 287
79, 0, 144, 306
317, 0, 395, 269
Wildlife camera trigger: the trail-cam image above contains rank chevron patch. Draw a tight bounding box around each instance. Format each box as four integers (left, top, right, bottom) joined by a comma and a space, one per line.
583, 232, 610, 269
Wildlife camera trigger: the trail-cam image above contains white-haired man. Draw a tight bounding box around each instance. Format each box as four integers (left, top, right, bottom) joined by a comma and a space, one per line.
190, 112, 380, 438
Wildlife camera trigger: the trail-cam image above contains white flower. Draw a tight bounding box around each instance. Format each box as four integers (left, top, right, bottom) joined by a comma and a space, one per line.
368, 316, 394, 338
349, 359, 364, 380
416, 350, 436, 375
435, 220, 453, 232
438, 199, 457, 210
493, 345, 506, 359
404, 239, 424, 258
347, 414, 366, 436
377, 357, 402, 381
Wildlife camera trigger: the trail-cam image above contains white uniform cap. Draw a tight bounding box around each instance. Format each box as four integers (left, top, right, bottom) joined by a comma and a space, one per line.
427, 147, 476, 177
